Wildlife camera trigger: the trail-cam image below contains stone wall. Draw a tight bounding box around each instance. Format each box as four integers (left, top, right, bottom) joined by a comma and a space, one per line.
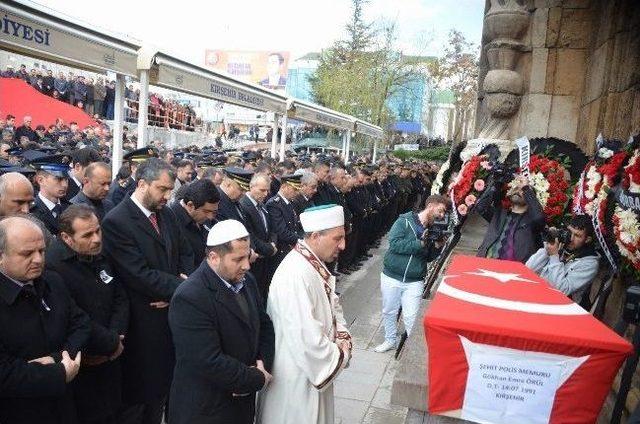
475, 0, 640, 154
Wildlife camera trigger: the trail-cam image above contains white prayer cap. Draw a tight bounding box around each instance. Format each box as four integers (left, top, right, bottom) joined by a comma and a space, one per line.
300, 204, 344, 233
207, 219, 249, 246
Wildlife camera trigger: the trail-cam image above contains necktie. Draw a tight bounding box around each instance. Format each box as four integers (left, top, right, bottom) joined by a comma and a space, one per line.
52, 203, 62, 218
149, 212, 160, 234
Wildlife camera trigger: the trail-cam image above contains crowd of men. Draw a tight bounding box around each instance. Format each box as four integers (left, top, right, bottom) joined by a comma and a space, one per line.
1, 67, 199, 130
0, 116, 438, 424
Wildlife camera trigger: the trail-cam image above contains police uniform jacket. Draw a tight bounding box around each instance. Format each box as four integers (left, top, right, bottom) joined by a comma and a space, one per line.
265, 194, 301, 251
30, 195, 71, 235
0, 270, 90, 424
216, 187, 247, 225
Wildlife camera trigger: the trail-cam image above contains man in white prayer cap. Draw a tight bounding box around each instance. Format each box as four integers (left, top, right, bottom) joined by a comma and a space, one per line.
256, 204, 352, 424
168, 220, 275, 424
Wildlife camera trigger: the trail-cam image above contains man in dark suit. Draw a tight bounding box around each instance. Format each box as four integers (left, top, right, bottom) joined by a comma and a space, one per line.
46, 205, 129, 424
0, 216, 87, 424
65, 147, 101, 202
291, 172, 318, 215
265, 174, 303, 277
239, 174, 277, 300
70, 161, 114, 221
169, 178, 220, 268
216, 167, 253, 225
169, 219, 274, 424
102, 158, 194, 424
29, 154, 73, 235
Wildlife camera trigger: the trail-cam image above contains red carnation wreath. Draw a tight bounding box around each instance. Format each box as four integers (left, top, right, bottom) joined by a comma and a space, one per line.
449, 155, 492, 217
573, 151, 628, 234
502, 154, 570, 226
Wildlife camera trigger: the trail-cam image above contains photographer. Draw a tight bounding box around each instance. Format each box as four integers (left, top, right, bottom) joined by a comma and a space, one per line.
476, 173, 545, 263
374, 195, 449, 353
526, 214, 600, 301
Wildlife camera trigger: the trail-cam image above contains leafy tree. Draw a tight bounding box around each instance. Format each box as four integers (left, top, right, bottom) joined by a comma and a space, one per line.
309, 0, 424, 150
428, 30, 479, 142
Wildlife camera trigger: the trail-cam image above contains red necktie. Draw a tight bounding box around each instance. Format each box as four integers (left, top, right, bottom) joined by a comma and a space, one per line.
149, 213, 160, 234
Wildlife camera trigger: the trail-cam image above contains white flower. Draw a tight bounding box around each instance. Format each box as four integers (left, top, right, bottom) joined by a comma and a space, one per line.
598, 148, 614, 159
615, 207, 640, 258
530, 172, 550, 207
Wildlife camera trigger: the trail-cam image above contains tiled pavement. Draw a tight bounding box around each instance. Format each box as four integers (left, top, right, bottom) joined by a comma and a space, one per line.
333, 238, 409, 424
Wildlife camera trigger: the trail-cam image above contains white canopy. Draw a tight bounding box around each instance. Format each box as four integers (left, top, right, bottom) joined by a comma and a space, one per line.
355, 120, 384, 139
287, 98, 355, 131
0, 0, 139, 76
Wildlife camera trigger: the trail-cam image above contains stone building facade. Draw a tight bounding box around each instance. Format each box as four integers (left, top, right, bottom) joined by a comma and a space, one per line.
475, 0, 639, 154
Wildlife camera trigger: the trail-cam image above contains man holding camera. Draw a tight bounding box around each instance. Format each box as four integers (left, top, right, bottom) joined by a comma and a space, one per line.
476, 173, 545, 263
374, 195, 449, 353
526, 215, 600, 301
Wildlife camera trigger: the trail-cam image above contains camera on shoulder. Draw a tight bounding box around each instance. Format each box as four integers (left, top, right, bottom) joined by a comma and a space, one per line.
543, 226, 571, 245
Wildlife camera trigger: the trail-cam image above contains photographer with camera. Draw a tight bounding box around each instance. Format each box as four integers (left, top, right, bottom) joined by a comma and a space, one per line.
525, 214, 600, 301
476, 172, 545, 263
374, 195, 450, 353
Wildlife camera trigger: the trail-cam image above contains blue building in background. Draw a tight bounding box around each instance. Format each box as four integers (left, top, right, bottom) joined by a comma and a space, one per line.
285, 52, 320, 102
285, 53, 460, 140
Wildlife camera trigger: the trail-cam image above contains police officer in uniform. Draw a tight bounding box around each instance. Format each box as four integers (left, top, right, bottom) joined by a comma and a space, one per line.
265, 174, 303, 278
29, 154, 73, 235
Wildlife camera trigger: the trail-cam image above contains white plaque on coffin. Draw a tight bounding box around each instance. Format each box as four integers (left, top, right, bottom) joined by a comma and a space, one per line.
459, 336, 589, 424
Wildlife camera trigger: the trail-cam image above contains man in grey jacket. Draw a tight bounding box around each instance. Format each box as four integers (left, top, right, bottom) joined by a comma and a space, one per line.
526, 214, 600, 301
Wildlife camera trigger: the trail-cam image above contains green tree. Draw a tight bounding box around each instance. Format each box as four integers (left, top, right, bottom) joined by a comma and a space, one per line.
309, 0, 424, 150
428, 30, 479, 142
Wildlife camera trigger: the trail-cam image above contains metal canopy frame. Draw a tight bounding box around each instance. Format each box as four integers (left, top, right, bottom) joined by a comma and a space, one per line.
137, 48, 288, 114
287, 98, 355, 131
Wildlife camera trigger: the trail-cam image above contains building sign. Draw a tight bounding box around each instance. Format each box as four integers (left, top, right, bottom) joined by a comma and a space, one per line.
288, 102, 353, 130
0, 5, 138, 75
150, 61, 287, 114
204, 50, 290, 90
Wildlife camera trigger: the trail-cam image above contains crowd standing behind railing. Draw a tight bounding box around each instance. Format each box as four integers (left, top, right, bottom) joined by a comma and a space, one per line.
1, 64, 200, 132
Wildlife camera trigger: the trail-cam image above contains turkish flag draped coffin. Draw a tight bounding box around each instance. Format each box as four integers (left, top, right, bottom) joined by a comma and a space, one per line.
424, 255, 632, 424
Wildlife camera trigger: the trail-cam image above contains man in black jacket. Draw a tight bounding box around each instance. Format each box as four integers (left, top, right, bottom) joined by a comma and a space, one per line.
169, 178, 220, 268
169, 219, 274, 424
102, 158, 194, 424
47, 204, 129, 424
70, 161, 114, 221
239, 174, 277, 300
216, 167, 253, 225
0, 216, 87, 424
65, 147, 101, 202
476, 173, 545, 263
29, 154, 73, 235
265, 174, 303, 277
291, 172, 318, 215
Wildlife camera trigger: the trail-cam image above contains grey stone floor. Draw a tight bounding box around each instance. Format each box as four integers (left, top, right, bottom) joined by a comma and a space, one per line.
333, 238, 410, 424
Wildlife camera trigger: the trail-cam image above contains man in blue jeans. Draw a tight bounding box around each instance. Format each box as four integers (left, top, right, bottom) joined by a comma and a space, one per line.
375, 195, 449, 353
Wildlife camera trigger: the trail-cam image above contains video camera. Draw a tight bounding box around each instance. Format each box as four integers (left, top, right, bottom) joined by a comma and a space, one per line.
543, 226, 572, 245
489, 161, 513, 185
423, 213, 453, 242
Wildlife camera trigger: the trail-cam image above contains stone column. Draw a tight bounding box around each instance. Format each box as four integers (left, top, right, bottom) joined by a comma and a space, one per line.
466, 0, 531, 159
